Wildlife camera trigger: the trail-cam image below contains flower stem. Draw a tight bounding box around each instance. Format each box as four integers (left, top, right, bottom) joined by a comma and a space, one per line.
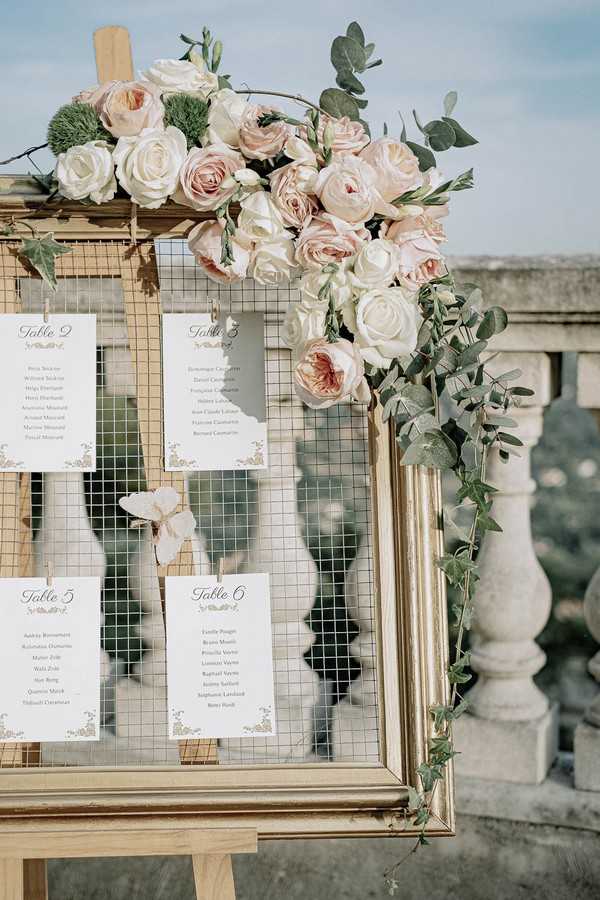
235, 89, 322, 113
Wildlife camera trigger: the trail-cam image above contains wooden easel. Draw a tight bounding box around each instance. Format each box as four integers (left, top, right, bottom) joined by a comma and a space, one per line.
0, 26, 256, 899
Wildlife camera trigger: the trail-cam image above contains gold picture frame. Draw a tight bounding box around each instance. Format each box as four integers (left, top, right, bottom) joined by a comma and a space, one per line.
0, 188, 453, 843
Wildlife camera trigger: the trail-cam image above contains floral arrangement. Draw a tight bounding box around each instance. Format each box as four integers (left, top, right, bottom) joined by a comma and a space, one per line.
0, 22, 531, 887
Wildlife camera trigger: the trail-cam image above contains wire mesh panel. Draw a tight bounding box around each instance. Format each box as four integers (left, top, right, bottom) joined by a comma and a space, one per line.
0, 238, 380, 768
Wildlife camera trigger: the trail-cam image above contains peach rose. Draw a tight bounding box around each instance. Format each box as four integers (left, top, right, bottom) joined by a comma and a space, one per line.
293, 338, 370, 409
302, 114, 369, 157
269, 162, 319, 228
188, 220, 250, 284
385, 210, 447, 245
315, 154, 380, 224
87, 80, 164, 138
174, 145, 244, 212
238, 104, 291, 160
360, 138, 422, 203
387, 231, 447, 291
295, 213, 370, 270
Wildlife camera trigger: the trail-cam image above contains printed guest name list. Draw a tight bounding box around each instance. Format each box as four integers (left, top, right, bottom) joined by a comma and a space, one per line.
0, 314, 96, 472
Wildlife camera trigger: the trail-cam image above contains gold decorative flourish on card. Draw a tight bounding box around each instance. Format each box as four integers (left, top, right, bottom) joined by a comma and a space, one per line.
0, 444, 23, 469
194, 340, 222, 349
243, 705, 273, 734
25, 341, 65, 350
197, 602, 239, 613
66, 709, 97, 739
171, 708, 203, 736
26, 605, 67, 616
236, 440, 265, 468
0, 713, 25, 740
167, 442, 197, 469
65, 441, 94, 469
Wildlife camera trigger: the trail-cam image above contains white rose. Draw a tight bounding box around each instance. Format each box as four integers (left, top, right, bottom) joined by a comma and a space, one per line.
114, 126, 187, 208
351, 239, 399, 292
205, 88, 248, 148
250, 237, 297, 286
284, 135, 318, 166
314, 154, 379, 224
237, 191, 287, 243
300, 262, 354, 311
353, 286, 422, 369
142, 56, 218, 99
55, 141, 116, 204
282, 302, 327, 353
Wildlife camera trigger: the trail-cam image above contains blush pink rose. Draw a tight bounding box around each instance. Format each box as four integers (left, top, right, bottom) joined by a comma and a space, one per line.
188, 220, 250, 284
86, 80, 164, 138
238, 104, 291, 160
386, 231, 447, 291
314, 154, 379, 224
384, 210, 447, 245
268, 162, 319, 228
301, 114, 369, 157
295, 213, 370, 270
174, 145, 245, 212
360, 138, 422, 203
293, 337, 370, 409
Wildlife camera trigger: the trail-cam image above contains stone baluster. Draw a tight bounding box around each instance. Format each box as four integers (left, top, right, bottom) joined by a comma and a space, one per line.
454, 352, 559, 784
574, 352, 600, 791
220, 349, 319, 762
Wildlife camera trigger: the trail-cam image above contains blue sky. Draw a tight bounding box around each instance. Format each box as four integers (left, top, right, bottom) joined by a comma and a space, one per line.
1, 0, 598, 255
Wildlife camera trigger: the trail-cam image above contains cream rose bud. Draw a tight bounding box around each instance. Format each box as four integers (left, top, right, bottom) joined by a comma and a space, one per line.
55, 141, 116, 204
360, 138, 422, 203
205, 89, 248, 148
142, 58, 218, 98
188, 220, 250, 284
173, 144, 244, 212
293, 338, 370, 409
237, 191, 286, 242
114, 126, 187, 208
238, 104, 291, 160
315, 154, 378, 224
351, 239, 399, 291
269, 162, 319, 229
282, 302, 327, 352
295, 213, 370, 270
91, 80, 164, 138
354, 287, 422, 369
250, 237, 297, 286
234, 168, 261, 187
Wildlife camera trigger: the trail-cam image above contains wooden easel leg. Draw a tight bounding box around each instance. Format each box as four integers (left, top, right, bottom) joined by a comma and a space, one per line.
23, 861, 47, 900
0, 859, 24, 900
192, 854, 236, 900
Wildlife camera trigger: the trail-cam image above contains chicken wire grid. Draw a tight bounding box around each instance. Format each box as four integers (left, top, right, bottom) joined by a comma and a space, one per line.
2, 237, 381, 768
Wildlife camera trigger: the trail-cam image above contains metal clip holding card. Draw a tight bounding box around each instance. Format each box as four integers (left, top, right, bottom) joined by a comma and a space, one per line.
210, 298, 220, 323
216, 557, 225, 584
45, 561, 53, 588
43, 298, 50, 323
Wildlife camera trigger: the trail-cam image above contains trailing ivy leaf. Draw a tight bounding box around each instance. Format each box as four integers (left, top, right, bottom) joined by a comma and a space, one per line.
477, 306, 508, 339
319, 88, 360, 121
436, 552, 477, 587
346, 21, 365, 47
401, 429, 458, 469
444, 90, 458, 117
478, 510, 502, 532
424, 119, 456, 152
414, 806, 431, 826
20, 233, 72, 291
442, 116, 478, 147
407, 786, 423, 812
406, 141, 436, 172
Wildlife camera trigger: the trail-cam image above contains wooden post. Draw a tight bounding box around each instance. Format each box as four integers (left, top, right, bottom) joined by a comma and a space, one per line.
93, 26, 133, 82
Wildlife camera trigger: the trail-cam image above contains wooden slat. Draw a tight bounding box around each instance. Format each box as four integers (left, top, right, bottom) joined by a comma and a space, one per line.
193, 854, 236, 900
0, 858, 23, 900
94, 26, 134, 82
118, 243, 217, 765
23, 860, 47, 900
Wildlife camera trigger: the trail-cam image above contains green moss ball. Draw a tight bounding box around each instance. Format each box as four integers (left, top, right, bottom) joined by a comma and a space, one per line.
163, 94, 209, 149
47, 103, 113, 157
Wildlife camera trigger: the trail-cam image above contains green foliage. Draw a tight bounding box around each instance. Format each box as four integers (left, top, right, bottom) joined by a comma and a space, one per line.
47, 103, 112, 157
20, 233, 72, 290
163, 93, 208, 149
320, 21, 380, 124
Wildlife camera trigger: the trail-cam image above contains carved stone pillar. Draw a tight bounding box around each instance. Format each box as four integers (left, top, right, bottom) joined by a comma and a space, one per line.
574, 353, 600, 791
454, 352, 559, 783
220, 350, 319, 762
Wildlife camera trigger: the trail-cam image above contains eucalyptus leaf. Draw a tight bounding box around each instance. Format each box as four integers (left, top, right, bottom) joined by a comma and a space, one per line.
444, 90, 458, 116
336, 69, 365, 95
442, 117, 478, 147
20, 233, 72, 291
401, 429, 458, 469
346, 21, 365, 46
399, 112, 407, 143
406, 140, 436, 172
331, 35, 366, 74
319, 88, 360, 121
424, 119, 456, 151
477, 306, 508, 339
